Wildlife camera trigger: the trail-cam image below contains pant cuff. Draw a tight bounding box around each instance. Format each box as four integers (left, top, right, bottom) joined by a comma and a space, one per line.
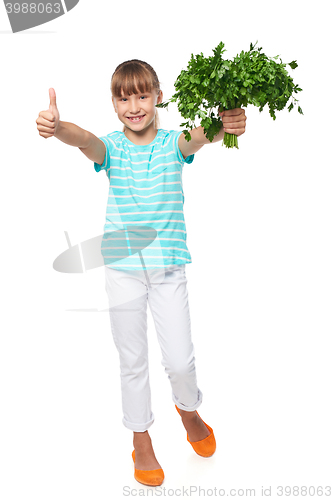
122, 412, 155, 432
173, 389, 203, 412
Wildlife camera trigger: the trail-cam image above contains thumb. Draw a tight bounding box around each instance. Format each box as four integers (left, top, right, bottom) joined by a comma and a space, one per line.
49, 88, 57, 110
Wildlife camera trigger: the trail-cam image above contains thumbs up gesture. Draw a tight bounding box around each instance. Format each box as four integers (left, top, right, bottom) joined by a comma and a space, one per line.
36, 88, 60, 138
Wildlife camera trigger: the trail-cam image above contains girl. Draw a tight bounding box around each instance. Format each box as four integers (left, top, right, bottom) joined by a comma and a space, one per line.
36, 59, 247, 486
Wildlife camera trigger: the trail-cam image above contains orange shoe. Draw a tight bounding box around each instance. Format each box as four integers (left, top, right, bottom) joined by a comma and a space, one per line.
175, 405, 216, 457
132, 450, 165, 486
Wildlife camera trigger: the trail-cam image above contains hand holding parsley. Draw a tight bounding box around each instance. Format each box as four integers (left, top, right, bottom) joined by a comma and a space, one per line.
158, 42, 303, 149
219, 108, 247, 147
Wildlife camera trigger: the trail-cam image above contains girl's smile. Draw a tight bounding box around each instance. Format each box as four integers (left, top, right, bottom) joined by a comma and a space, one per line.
126, 114, 146, 123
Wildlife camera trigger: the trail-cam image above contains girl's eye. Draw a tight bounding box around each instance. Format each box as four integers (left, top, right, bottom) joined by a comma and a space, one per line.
140, 96, 147, 100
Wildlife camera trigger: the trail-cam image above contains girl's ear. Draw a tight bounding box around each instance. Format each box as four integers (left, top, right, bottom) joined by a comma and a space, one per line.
157, 90, 163, 105
112, 96, 117, 113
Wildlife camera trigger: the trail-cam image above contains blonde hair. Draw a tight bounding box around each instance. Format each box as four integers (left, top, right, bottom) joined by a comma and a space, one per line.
111, 59, 161, 130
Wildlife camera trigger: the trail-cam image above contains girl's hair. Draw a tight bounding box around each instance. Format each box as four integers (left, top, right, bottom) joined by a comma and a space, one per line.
111, 59, 161, 130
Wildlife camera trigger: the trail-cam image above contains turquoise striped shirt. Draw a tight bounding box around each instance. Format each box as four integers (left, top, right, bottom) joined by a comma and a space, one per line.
94, 129, 194, 270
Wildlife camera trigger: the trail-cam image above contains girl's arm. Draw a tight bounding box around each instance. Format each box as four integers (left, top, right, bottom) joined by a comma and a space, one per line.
36, 88, 106, 165
178, 108, 246, 158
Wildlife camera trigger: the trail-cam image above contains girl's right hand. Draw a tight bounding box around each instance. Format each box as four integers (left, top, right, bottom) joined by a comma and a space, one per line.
36, 88, 60, 138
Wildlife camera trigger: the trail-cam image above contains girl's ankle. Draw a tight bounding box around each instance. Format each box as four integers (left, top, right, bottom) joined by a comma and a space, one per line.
133, 431, 151, 445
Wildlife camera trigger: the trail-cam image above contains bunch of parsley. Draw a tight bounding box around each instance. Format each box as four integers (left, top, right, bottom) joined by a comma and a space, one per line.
157, 42, 303, 149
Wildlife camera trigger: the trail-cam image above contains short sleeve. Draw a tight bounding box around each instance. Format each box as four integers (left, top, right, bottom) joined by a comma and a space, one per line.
172, 131, 195, 165
94, 137, 110, 173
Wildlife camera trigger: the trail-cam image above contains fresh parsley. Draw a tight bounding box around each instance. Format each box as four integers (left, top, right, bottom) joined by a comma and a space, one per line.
157, 42, 303, 149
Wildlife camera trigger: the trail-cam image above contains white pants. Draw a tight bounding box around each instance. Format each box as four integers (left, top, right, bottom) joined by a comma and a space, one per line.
105, 264, 203, 432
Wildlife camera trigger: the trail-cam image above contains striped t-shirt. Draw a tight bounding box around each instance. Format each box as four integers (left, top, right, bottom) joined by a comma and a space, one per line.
94, 129, 194, 270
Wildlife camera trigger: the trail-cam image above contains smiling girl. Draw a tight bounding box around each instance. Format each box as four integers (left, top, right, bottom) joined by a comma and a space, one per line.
36, 59, 247, 487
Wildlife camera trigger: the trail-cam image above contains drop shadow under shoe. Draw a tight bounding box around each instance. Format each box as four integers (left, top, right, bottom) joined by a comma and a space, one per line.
132, 450, 165, 486
175, 405, 216, 457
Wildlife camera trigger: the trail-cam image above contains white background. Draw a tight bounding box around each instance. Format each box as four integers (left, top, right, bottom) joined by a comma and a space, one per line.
1, 0, 332, 498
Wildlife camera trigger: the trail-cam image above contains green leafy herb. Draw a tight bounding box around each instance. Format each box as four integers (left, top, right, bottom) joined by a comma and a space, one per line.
157, 42, 303, 149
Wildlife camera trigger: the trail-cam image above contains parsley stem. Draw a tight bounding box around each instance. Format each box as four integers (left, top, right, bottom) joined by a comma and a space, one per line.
223, 132, 239, 149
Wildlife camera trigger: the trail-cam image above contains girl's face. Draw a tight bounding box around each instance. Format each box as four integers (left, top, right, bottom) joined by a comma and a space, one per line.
112, 89, 163, 137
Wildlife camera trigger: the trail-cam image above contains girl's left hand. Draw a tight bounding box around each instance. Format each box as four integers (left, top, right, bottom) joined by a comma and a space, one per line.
219, 108, 247, 136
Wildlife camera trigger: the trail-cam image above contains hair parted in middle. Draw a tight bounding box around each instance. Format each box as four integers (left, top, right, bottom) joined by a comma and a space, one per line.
111, 59, 161, 130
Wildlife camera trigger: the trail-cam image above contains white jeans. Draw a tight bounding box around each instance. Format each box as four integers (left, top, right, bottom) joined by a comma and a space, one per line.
105, 264, 203, 432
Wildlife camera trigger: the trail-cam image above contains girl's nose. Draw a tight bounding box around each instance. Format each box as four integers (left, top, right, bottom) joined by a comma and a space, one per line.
129, 100, 140, 114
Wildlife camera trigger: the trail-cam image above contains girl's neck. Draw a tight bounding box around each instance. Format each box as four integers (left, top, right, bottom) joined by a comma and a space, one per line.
124, 123, 158, 146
